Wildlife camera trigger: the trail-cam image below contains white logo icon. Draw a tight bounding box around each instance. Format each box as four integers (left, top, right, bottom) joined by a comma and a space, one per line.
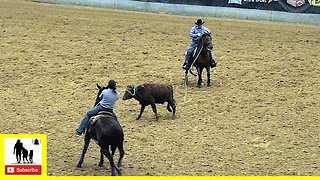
7, 167, 15, 173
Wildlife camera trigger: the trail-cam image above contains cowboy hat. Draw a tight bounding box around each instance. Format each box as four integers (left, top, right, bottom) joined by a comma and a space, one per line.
195, 19, 204, 25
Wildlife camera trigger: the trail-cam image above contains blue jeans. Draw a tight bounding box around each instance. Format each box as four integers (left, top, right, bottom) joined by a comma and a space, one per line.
77, 104, 106, 133
184, 41, 198, 64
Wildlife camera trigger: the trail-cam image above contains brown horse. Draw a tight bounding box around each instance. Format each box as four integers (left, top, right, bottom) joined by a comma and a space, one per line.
77, 84, 124, 176
185, 32, 213, 88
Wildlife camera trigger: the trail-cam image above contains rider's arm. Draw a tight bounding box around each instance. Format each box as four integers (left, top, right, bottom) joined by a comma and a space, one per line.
190, 26, 201, 40
203, 26, 211, 34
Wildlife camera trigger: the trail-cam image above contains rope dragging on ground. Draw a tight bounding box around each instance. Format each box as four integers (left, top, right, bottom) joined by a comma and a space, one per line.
175, 81, 192, 106
178, 48, 203, 106
178, 45, 204, 106
182, 83, 192, 104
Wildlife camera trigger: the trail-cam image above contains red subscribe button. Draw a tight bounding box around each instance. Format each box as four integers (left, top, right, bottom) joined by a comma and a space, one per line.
5, 165, 42, 175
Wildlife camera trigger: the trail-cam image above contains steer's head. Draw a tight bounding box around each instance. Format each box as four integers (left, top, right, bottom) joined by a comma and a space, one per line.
123, 85, 136, 100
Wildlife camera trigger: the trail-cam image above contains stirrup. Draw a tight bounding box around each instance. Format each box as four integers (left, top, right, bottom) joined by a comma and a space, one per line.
76, 129, 83, 136
210, 62, 217, 68
182, 65, 187, 70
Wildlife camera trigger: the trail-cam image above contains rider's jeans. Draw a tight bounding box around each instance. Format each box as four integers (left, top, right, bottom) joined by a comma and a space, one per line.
184, 40, 198, 63
77, 104, 106, 132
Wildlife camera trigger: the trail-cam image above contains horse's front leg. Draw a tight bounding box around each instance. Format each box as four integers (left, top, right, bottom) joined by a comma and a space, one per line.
117, 142, 125, 175
206, 66, 211, 87
197, 67, 203, 88
98, 148, 104, 167
77, 131, 91, 168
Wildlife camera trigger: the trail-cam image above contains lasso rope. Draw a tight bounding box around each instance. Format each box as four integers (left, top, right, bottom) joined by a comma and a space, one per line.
179, 42, 204, 105
178, 82, 192, 105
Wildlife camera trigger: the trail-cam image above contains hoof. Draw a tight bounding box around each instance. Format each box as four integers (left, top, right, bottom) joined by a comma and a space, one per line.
207, 84, 211, 87
98, 162, 104, 167
76, 164, 82, 168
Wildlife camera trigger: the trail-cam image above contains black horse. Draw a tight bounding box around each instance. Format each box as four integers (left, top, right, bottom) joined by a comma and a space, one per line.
77, 84, 124, 176
185, 32, 214, 88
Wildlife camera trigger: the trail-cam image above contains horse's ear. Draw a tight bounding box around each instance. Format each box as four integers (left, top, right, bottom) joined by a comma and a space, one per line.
97, 83, 102, 90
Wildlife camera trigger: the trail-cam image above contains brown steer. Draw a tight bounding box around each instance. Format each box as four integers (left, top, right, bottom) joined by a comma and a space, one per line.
123, 83, 176, 120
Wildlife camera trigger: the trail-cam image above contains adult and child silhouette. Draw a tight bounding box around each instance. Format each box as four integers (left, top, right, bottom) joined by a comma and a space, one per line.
13, 139, 34, 164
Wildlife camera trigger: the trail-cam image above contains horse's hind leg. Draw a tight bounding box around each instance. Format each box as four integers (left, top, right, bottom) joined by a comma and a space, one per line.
117, 142, 125, 175
77, 132, 91, 168
111, 144, 123, 175
98, 148, 104, 167
101, 148, 119, 176
206, 66, 211, 87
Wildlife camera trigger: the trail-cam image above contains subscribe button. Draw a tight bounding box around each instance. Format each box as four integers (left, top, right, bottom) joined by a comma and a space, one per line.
5, 165, 42, 175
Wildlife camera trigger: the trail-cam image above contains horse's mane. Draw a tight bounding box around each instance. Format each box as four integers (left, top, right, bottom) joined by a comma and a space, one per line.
198, 33, 211, 49
192, 33, 209, 62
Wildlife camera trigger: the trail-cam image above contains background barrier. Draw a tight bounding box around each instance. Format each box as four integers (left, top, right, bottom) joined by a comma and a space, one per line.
35, 0, 320, 25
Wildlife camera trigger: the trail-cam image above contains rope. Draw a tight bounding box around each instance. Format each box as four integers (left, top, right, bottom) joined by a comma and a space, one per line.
186, 44, 203, 74
180, 83, 192, 105
191, 45, 203, 68
175, 78, 193, 106
180, 42, 205, 105
124, 85, 137, 97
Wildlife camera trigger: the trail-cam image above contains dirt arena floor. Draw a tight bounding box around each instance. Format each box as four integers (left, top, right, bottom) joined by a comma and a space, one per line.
1, 0, 319, 176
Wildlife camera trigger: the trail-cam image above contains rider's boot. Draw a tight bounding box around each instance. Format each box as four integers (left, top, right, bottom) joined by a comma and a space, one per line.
76, 129, 83, 136
182, 52, 192, 70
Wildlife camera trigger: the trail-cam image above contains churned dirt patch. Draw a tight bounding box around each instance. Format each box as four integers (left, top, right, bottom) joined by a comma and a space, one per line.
1, 0, 319, 176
